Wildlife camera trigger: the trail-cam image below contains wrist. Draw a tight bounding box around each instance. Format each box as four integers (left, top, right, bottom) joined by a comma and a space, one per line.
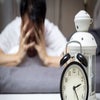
42, 55, 62, 67
43, 55, 49, 66
15, 52, 22, 65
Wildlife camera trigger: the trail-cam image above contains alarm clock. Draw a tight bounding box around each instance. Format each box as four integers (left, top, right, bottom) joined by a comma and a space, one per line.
60, 60, 89, 100
60, 41, 89, 100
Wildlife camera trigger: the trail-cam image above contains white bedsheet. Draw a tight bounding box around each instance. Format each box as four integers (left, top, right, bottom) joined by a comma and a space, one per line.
0, 93, 100, 100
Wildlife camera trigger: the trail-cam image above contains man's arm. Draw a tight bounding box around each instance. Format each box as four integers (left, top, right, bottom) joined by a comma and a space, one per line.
0, 49, 20, 66
0, 20, 35, 67
43, 55, 63, 67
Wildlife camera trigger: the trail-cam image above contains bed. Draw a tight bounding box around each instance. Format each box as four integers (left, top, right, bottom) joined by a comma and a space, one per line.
0, 52, 100, 94
0, 56, 64, 94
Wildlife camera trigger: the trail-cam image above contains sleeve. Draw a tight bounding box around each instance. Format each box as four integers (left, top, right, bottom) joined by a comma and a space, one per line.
44, 19, 67, 56
0, 17, 21, 53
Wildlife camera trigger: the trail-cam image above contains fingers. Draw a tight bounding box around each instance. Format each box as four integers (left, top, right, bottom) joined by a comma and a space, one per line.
34, 24, 44, 43
39, 29, 44, 41
23, 28, 34, 44
20, 21, 29, 41
20, 21, 44, 49
32, 26, 40, 44
25, 42, 35, 50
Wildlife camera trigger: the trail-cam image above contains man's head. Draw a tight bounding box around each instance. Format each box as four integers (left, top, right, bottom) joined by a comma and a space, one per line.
20, 0, 46, 57
20, 0, 46, 26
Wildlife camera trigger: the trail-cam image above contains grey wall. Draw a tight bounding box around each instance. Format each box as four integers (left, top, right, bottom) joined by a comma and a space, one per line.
0, 0, 13, 31
46, 0, 97, 40
0, 0, 97, 40
0, 0, 20, 31
59, 0, 84, 39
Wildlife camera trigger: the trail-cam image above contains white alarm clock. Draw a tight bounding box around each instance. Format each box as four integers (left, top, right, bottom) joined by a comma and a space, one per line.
60, 41, 89, 100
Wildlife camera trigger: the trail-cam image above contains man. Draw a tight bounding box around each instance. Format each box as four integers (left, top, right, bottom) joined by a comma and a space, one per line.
0, 0, 67, 67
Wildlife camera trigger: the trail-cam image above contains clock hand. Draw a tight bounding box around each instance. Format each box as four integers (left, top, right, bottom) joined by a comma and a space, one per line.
74, 84, 81, 89
73, 84, 81, 100
73, 88, 79, 100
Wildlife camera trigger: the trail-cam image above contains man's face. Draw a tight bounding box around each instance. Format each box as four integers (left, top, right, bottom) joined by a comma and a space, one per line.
21, 14, 38, 57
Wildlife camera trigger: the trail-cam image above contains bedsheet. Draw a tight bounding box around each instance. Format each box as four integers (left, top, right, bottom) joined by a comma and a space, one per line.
0, 56, 64, 94
0, 55, 100, 93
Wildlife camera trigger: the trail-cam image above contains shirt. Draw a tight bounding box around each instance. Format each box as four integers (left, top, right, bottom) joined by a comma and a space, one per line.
0, 17, 67, 56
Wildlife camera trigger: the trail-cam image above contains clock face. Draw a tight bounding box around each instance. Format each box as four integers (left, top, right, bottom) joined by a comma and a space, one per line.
60, 61, 89, 100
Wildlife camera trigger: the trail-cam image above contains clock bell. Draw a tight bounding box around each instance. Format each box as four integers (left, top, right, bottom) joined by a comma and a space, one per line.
67, 10, 97, 100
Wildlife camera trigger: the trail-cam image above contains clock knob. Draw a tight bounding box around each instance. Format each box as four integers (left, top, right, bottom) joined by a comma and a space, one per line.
60, 53, 70, 66
77, 53, 88, 67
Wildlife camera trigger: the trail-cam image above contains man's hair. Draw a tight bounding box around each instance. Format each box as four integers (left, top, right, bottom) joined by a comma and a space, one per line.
20, 0, 46, 25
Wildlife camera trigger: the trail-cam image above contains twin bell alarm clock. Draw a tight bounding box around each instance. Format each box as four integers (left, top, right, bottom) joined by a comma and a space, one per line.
60, 10, 97, 100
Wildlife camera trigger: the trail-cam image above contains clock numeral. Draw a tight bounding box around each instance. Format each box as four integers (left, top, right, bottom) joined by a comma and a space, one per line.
83, 85, 86, 90
62, 85, 66, 91
65, 77, 68, 82
73, 68, 76, 73
81, 76, 84, 82
82, 94, 84, 99
64, 95, 67, 100
68, 71, 71, 76
78, 71, 80, 76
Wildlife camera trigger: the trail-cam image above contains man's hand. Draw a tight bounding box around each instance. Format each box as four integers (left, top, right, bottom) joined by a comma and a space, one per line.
33, 24, 48, 65
33, 24, 63, 67
17, 22, 35, 64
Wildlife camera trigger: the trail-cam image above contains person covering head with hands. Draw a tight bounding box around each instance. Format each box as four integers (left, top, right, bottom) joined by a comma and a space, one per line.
0, 0, 67, 67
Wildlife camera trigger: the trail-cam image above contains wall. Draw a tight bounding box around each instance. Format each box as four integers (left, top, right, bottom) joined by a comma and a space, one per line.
59, 0, 84, 39
0, 0, 13, 31
46, 0, 97, 40
0, 0, 19, 31
0, 0, 97, 40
